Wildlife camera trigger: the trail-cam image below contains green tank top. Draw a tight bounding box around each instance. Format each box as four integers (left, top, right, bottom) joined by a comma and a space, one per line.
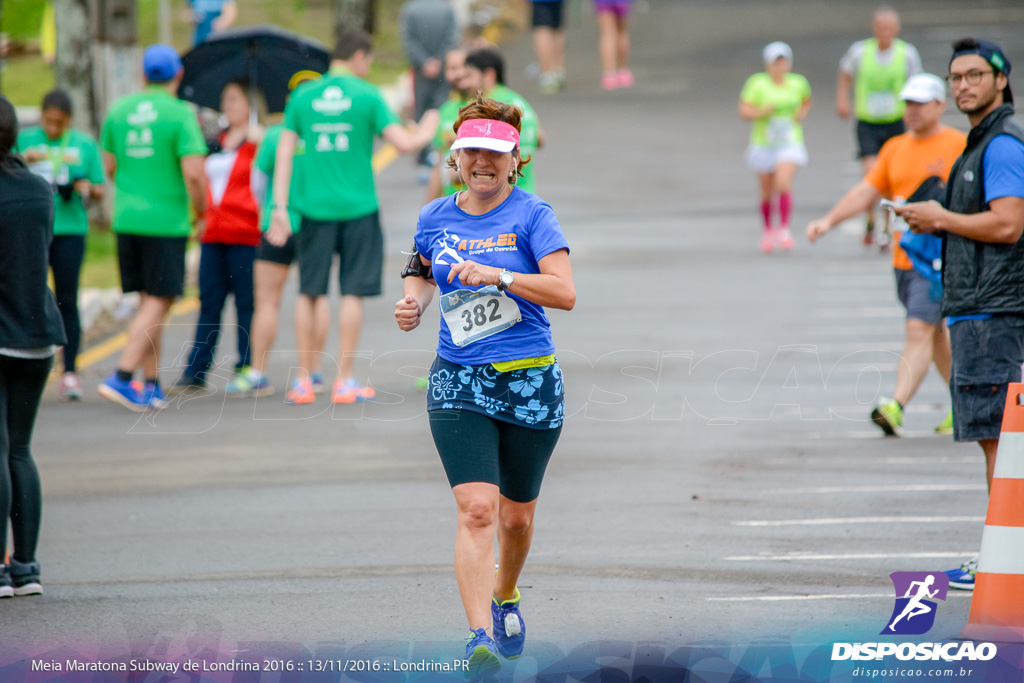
855, 38, 907, 124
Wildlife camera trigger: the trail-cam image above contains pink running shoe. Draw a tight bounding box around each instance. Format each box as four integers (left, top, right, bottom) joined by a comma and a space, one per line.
616, 69, 635, 88
601, 72, 618, 90
777, 228, 795, 250
760, 230, 775, 253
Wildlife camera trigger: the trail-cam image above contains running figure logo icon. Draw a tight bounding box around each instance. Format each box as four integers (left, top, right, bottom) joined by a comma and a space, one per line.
881, 572, 949, 635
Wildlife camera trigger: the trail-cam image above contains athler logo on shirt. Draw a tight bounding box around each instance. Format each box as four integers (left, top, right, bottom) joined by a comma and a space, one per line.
313, 86, 353, 115
456, 233, 519, 256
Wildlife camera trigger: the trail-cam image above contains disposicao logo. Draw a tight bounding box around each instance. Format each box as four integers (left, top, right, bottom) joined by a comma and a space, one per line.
831, 571, 998, 663
881, 571, 947, 635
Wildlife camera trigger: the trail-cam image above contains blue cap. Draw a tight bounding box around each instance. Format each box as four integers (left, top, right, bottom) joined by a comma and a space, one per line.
143, 44, 182, 83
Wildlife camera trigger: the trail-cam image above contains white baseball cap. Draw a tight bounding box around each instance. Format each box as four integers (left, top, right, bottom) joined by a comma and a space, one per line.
900, 73, 946, 103
763, 41, 793, 64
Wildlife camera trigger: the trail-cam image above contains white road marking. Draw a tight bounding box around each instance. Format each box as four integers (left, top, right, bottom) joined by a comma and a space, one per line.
708, 592, 972, 602
735, 516, 985, 527
764, 484, 986, 494
725, 552, 977, 561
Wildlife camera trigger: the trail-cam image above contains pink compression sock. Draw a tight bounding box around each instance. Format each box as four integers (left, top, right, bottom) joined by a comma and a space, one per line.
779, 192, 792, 227
760, 200, 773, 231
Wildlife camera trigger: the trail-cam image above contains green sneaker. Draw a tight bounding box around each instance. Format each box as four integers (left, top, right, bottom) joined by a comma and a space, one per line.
871, 398, 903, 436
226, 374, 274, 398
935, 411, 954, 435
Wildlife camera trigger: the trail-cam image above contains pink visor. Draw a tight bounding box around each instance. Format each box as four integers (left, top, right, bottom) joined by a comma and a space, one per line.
450, 118, 520, 153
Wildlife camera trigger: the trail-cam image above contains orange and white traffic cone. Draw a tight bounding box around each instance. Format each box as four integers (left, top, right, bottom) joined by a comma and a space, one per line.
960, 382, 1024, 643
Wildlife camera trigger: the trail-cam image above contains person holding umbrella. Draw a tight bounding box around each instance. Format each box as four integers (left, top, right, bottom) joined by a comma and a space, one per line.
269, 29, 439, 405
170, 79, 263, 393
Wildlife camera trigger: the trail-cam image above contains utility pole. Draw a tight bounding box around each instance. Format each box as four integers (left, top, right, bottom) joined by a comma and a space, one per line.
332, 0, 377, 41
54, 0, 97, 135
93, 0, 139, 126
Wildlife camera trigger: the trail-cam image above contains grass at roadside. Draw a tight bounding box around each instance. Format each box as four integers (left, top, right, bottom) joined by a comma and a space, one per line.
80, 227, 119, 290
2, 0, 408, 107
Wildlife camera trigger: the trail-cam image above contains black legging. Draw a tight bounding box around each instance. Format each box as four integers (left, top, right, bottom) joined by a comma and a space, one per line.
49, 235, 85, 373
429, 409, 561, 503
0, 354, 50, 564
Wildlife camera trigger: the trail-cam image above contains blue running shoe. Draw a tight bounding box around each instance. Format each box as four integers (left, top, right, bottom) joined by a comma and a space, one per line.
944, 555, 978, 591
491, 588, 525, 659
140, 382, 168, 410
98, 373, 149, 412
463, 628, 500, 679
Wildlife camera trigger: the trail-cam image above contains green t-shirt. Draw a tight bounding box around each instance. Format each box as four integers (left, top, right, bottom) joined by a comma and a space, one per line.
100, 85, 208, 236
254, 124, 306, 233
435, 96, 467, 196
740, 72, 812, 148
488, 84, 539, 194
283, 66, 400, 221
16, 127, 105, 236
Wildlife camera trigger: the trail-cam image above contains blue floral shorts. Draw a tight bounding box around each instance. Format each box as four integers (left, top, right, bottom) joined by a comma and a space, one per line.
427, 356, 565, 430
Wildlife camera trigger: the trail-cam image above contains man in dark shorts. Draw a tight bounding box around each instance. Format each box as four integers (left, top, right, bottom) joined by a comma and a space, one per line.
530, 0, 566, 93
895, 38, 1024, 591
808, 73, 965, 437
836, 8, 921, 246
98, 45, 208, 410
269, 29, 438, 404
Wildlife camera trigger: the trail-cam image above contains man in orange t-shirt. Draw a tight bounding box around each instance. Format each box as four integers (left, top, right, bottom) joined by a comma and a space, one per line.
807, 73, 966, 436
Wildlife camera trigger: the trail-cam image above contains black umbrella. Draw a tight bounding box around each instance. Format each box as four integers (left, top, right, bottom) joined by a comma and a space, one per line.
179, 24, 330, 115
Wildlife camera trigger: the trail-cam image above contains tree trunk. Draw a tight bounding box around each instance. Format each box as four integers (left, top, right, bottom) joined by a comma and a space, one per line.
93, 0, 140, 126
55, 0, 97, 136
332, 0, 376, 42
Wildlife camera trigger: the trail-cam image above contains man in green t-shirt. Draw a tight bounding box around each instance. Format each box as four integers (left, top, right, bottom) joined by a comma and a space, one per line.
269, 29, 438, 405
98, 44, 208, 411
16, 88, 105, 401
463, 47, 544, 195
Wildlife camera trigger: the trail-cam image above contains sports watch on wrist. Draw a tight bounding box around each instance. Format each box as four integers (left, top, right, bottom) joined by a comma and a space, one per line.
497, 269, 515, 292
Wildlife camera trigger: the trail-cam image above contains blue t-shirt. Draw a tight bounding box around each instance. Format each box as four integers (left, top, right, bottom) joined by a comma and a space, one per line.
947, 134, 1024, 325
983, 134, 1024, 203
414, 188, 569, 365
191, 0, 227, 44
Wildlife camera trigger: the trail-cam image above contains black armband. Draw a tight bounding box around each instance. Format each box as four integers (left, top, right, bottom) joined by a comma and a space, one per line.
401, 243, 432, 280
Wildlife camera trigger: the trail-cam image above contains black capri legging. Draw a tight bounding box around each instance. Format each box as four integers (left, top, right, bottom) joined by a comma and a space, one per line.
429, 410, 561, 503
0, 354, 51, 565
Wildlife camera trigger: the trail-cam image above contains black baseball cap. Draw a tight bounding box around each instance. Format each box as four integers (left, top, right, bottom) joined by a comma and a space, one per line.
950, 38, 1013, 105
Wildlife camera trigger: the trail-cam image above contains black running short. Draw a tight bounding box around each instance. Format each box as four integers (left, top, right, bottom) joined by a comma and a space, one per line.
256, 231, 296, 266
296, 212, 383, 297
116, 233, 187, 298
856, 119, 905, 159
531, 0, 565, 29
429, 409, 561, 503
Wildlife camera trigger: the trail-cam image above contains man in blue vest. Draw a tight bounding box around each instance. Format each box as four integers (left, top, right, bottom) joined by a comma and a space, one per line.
896, 39, 1024, 591
837, 8, 922, 247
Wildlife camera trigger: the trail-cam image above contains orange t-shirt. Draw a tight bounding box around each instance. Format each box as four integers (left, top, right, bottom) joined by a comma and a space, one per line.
865, 126, 967, 270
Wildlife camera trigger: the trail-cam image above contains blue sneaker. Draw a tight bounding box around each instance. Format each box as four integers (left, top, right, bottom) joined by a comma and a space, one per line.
139, 382, 168, 410
463, 628, 500, 678
310, 372, 326, 395
944, 556, 978, 591
491, 588, 525, 658
98, 373, 149, 412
